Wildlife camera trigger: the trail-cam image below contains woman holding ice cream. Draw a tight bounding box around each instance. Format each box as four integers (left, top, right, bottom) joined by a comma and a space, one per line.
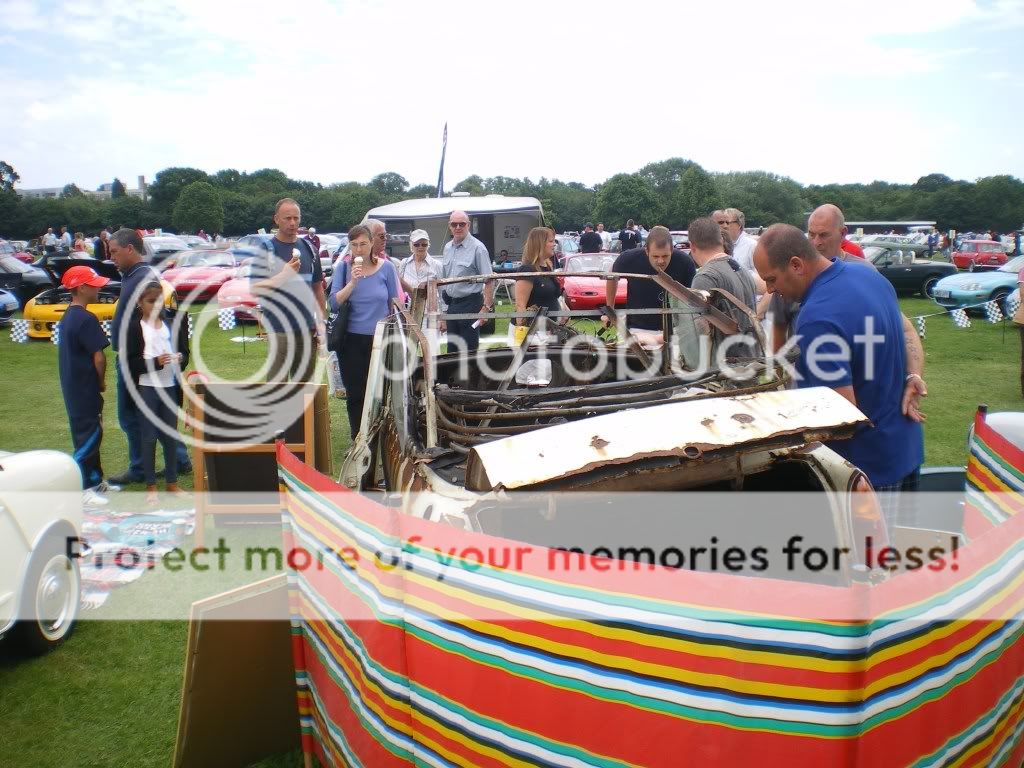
328, 223, 399, 439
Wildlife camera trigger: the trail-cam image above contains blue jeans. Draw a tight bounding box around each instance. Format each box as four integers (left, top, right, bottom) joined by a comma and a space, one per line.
116, 361, 191, 477
139, 385, 179, 485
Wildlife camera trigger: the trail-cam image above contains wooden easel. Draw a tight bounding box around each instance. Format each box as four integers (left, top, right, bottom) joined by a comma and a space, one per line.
192, 384, 318, 547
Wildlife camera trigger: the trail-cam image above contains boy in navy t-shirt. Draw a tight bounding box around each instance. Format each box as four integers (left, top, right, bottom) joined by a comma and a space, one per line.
57, 265, 111, 505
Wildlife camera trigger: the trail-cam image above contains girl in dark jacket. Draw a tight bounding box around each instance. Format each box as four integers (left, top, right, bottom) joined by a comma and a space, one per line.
124, 281, 190, 503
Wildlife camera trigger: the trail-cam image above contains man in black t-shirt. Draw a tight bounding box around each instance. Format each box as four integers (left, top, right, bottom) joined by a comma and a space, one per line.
606, 226, 696, 331
618, 218, 641, 252
579, 223, 603, 253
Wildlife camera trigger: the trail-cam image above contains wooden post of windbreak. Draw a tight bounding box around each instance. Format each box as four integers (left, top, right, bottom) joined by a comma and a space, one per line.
193, 393, 206, 549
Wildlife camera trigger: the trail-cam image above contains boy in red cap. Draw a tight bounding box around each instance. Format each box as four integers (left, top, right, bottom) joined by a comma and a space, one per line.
58, 265, 113, 507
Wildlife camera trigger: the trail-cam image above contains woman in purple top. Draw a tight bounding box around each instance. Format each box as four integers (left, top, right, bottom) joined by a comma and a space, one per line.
330, 223, 399, 439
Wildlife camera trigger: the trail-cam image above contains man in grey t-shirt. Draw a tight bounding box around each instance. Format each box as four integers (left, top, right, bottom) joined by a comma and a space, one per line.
688, 217, 759, 358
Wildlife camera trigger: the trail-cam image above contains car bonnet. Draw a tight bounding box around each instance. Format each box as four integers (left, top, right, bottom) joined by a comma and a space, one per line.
42, 257, 122, 285
464, 387, 868, 491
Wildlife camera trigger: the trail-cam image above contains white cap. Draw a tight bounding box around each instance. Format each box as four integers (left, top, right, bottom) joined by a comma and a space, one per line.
410, 229, 430, 244
308, 227, 316, 234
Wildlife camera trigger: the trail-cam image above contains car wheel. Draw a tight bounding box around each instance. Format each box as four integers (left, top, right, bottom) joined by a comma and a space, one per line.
920, 275, 941, 298
9, 536, 81, 655
991, 289, 1011, 315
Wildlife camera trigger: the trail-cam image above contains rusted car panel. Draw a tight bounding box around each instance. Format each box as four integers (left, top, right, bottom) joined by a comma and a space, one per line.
463, 388, 868, 492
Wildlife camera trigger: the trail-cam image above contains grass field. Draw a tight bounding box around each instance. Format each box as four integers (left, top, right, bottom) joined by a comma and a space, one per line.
0, 296, 1020, 767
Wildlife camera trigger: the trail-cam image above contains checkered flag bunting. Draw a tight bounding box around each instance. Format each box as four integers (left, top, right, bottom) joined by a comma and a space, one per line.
951, 308, 971, 329
985, 300, 1004, 324
9, 319, 28, 343
100, 319, 112, 337
51, 321, 60, 345
217, 307, 237, 330
1007, 292, 1021, 318
915, 316, 926, 339
187, 313, 194, 338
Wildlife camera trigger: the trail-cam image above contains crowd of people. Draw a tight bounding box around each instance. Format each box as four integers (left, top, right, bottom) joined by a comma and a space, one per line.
54, 196, 931, 523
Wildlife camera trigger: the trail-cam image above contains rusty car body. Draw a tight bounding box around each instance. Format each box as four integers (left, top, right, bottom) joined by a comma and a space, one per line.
335, 271, 898, 585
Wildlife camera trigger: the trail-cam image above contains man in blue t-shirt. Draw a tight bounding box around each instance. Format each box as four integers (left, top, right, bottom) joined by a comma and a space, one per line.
57, 265, 111, 505
753, 224, 924, 505
250, 198, 325, 382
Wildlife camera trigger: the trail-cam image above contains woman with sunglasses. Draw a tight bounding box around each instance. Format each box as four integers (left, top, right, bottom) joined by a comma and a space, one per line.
329, 223, 400, 439
398, 229, 441, 324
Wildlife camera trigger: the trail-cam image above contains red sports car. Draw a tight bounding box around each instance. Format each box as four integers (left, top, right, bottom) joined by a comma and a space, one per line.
161, 250, 242, 301
952, 240, 1008, 271
215, 258, 260, 320
561, 253, 626, 309
0, 239, 34, 264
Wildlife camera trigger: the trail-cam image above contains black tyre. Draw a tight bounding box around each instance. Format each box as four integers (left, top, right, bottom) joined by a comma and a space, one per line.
9, 536, 80, 655
991, 288, 1011, 315
920, 275, 941, 298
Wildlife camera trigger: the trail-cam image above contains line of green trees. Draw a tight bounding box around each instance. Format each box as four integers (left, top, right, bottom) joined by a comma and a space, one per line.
1, 158, 1022, 240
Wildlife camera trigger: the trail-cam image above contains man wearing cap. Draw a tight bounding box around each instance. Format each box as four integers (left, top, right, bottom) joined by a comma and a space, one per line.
58, 265, 113, 506
580, 223, 603, 253
440, 210, 493, 352
107, 228, 192, 485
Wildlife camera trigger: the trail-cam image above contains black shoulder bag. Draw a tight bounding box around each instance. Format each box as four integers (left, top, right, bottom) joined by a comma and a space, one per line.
327, 259, 351, 353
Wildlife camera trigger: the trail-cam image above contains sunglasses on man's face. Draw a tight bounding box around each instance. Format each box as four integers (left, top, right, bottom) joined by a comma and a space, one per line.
413, 241, 428, 247
450, 222, 468, 229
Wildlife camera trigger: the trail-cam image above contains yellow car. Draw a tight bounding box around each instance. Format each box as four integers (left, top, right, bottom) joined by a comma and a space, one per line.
23, 258, 176, 340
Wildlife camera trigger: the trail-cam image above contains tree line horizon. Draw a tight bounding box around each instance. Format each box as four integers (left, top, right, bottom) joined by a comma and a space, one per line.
1, 158, 1021, 241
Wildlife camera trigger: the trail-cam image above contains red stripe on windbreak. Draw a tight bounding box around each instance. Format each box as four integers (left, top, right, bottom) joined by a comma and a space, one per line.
401, 628, 849, 768
300, 633, 412, 767
301, 615, 411, 736
857, 640, 1024, 768
975, 412, 1024, 479
395, 574, 857, 692
964, 504, 998, 537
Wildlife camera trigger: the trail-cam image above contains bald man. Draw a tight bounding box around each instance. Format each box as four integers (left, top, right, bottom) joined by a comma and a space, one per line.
766, 206, 926, 422
807, 204, 874, 267
754, 224, 924, 522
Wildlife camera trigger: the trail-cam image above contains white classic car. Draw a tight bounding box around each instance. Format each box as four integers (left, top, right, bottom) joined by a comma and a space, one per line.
0, 449, 83, 655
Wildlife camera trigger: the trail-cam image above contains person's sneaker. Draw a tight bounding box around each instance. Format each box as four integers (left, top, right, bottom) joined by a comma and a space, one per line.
108, 470, 143, 485
94, 480, 122, 493
83, 487, 109, 508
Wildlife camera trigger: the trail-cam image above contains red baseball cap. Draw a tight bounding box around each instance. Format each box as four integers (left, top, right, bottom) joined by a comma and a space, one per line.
61, 265, 110, 289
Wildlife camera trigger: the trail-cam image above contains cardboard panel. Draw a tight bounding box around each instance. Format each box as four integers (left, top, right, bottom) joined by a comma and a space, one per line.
174, 575, 300, 768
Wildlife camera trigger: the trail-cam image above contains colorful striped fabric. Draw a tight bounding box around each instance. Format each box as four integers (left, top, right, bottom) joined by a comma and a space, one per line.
964, 409, 1024, 537
278, 444, 1024, 768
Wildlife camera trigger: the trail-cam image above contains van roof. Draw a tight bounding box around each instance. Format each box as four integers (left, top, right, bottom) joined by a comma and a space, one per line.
364, 195, 544, 221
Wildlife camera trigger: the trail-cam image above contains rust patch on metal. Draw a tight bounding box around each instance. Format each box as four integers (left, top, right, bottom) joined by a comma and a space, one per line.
590, 436, 610, 450
701, 418, 714, 427
732, 413, 755, 424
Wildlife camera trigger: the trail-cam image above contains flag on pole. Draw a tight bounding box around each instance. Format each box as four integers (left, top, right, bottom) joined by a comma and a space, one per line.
218, 307, 237, 330
1007, 291, 1021, 318
9, 319, 28, 343
435, 122, 447, 198
985, 300, 1004, 324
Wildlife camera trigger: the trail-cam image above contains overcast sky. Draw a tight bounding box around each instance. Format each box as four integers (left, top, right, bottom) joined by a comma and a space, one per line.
2, 0, 1023, 191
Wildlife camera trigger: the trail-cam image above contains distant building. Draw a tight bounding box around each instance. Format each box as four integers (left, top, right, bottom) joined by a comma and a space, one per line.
19, 175, 147, 201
